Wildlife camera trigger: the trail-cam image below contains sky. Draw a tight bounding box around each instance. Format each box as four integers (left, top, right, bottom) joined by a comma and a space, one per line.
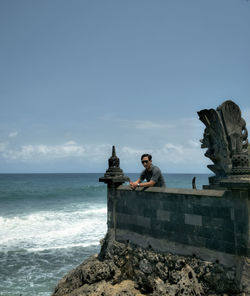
0, 0, 250, 173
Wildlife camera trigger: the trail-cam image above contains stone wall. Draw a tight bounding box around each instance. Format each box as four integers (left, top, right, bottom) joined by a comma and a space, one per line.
107, 186, 250, 268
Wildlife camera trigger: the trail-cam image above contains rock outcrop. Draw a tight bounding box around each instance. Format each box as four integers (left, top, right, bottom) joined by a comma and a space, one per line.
52, 233, 243, 296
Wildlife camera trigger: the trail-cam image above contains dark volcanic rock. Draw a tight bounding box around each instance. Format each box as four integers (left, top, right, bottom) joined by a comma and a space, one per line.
52, 233, 242, 296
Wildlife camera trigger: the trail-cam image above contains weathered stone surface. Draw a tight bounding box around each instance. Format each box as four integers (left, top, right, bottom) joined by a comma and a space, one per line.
198, 100, 250, 179
139, 259, 153, 274
52, 255, 118, 296
52, 234, 243, 296
64, 280, 143, 296
99, 146, 129, 186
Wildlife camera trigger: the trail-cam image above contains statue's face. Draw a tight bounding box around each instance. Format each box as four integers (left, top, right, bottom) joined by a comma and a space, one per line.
141, 156, 152, 170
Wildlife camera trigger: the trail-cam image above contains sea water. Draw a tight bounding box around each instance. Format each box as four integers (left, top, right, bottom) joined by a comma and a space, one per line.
0, 173, 210, 296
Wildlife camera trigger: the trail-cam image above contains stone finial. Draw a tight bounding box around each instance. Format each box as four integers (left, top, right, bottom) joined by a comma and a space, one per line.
99, 146, 129, 186
108, 146, 120, 170
198, 100, 250, 179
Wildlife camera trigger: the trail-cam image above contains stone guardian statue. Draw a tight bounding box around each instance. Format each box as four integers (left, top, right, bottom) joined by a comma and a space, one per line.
198, 100, 250, 183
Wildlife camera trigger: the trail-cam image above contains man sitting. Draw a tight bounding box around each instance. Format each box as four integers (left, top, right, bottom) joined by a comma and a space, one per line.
129, 154, 166, 189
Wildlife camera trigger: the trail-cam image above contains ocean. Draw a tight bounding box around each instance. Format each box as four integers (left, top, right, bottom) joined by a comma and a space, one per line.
0, 173, 210, 296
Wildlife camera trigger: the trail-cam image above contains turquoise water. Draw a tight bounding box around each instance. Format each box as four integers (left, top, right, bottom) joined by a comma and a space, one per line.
0, 173, 210, 296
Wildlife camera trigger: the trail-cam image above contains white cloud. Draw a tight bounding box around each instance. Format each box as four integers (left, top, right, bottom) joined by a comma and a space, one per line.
154, 142, 205, 165
100, 115, 200, 131
0, 141, 115, 163
8, 131, 18, 138
121, 146, 144, 155
188, 139, 200, 148
0, 142, 8, 152
64, 141, 77, 145
0, 140, 205, 166
0, 139, 211, 173
121, 120, 173, 130
0, 141, 86, 161
118, 141, 206, 168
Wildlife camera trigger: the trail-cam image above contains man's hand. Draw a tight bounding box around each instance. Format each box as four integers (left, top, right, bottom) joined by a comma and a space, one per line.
129, 181, 138, 189
130, 180, 155, 189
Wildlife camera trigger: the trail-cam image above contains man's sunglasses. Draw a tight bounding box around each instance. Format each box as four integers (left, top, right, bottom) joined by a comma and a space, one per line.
141, 160, 149, 164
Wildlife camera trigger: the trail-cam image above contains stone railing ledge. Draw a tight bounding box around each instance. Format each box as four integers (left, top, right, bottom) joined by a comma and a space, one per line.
117, 185, 226, 197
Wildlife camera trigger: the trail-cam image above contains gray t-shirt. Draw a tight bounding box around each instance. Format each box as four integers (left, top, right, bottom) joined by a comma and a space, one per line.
140, 165, 166, 187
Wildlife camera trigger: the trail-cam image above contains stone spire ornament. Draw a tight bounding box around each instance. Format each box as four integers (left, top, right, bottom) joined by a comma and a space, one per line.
99, 146, 129, 186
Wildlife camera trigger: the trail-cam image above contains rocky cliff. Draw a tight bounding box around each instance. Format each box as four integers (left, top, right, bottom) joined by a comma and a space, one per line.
52, 232, 244, 296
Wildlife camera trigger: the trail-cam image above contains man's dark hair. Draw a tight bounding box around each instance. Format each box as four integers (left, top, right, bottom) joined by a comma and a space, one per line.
141, 154, 152, 161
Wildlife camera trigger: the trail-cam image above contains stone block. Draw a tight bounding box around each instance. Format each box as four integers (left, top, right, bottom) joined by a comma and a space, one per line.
165, 221, 188, 234
205, 238, 236, 254
150, 220, 167, 239
144, 198, 162, 210
118, 221, 150, 236
144, 206, 157, 218
185, 213, 202, 226
161, 200, 181, 212
168, 231, 189, 245
196, 226, 214, 239
235, 208, 248, 223
126, 223, 143, 234
182, 223, 198, 235
194, 205, 232, 219
235, 233, 248, 247
157, 209, 171, 222
234, 221, 248, 234
170, 212, 185, 224
202, 216, 234, 230
137, 215, 151, 228
206, 229, 235, 244
107, 211, 112, 225
235, 245, 248, 256
116, 203, 129, 214
116, 198, 144, 216
210, 196, 232, 208
217, 207, 232, 219
182, 201, 194, 214
116, 213, 136, 225
151, 218, 164, 231
162, 221, 175, 233
192, 204, 211, 216
187, 234, 207, 248
116, 213, 152, 230
221, 230, 236, 243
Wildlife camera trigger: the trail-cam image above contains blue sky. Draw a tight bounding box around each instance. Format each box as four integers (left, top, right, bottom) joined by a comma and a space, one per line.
1, 0, 250, 173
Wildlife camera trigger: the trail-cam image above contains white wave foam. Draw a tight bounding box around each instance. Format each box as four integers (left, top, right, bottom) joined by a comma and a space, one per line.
28, 242, 100, 252
0, 206, 107, 252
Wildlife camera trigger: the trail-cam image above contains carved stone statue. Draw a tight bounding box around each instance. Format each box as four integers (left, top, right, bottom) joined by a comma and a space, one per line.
198, 100, 250, 179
